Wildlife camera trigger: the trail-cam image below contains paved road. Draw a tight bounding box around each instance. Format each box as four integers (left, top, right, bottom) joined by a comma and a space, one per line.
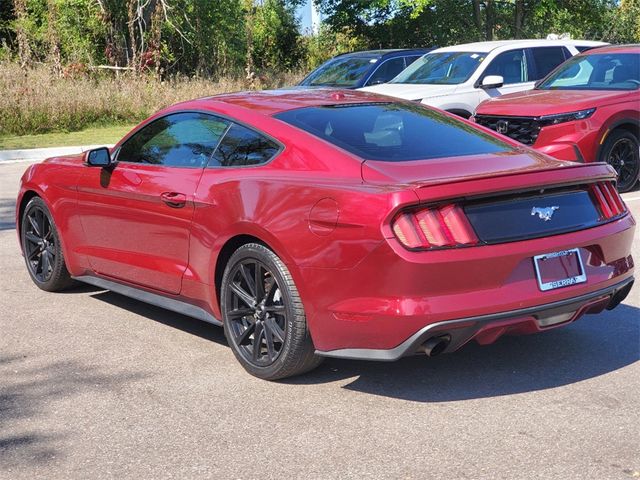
1, 161, 638, 479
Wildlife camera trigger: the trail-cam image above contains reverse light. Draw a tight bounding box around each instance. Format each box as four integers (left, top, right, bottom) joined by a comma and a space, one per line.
590, 182, 627, 220
392, 204, 479, 250
539, 108, 596, 126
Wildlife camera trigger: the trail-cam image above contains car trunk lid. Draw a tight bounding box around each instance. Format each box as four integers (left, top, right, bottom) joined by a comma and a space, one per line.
363, 152, 623, 246
361, 150, 594, 193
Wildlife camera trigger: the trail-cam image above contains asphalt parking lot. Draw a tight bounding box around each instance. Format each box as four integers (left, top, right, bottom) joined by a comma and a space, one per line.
1, 160, 638, 479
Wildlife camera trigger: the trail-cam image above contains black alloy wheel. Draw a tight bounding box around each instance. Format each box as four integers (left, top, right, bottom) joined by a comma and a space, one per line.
601, 130, 640, 193
21, 197, 74, 291
221, 243, 322, 380
226, 258, 287, 366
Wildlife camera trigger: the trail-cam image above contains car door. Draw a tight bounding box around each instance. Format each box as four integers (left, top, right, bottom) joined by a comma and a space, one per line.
76, 112, 229, 294
476, 48, 534, 105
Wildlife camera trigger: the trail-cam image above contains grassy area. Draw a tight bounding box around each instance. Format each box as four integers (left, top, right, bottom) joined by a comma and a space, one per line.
0, 124, 136, 150
1, 62, 302, 137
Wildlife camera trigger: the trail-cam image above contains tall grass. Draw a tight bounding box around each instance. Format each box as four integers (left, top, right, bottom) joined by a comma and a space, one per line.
0, 63, 302, 136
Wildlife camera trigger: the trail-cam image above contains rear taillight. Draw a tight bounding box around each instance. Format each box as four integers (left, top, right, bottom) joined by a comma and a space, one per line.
590, 182, 627, 220
392, 204, 479, 250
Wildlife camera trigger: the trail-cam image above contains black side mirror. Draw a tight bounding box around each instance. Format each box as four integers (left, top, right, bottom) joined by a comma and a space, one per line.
86, 147, 114, 168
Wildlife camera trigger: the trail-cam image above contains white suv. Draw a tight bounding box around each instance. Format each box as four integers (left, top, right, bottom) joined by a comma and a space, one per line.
359, 39, 607, 118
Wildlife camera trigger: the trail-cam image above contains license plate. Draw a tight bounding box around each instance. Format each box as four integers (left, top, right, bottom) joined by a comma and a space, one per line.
533, 248, 587, 292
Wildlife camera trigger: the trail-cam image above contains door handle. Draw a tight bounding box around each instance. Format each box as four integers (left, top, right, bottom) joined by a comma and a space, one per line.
161, 192, 187, 208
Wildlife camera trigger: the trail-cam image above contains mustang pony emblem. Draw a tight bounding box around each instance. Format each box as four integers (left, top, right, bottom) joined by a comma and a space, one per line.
531, 206, 560, 221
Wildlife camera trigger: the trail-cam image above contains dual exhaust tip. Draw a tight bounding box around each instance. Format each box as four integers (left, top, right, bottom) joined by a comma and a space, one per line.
419, 335, 451, 357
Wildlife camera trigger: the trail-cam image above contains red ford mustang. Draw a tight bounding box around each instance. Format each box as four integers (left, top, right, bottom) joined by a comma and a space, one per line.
17, 90, 635, 380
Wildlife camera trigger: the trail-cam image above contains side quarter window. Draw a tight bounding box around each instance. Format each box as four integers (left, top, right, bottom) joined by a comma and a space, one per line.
482, 49, 528, 85
118, 112, 229, 167
208, 123, 280, 168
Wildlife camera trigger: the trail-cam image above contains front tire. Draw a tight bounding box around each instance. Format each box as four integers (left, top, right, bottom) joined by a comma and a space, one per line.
21, 196, 75, 291
221, 243, 322, 380
600, 129, 639, 193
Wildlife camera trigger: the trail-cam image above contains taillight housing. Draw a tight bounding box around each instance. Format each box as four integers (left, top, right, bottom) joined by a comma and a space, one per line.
590, 181, 627, 220
392, 204, 479, 250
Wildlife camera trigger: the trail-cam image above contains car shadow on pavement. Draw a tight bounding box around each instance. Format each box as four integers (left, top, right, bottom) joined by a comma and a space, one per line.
89, 291, 228, 346
287, 304, 640, 402
86, 288, 639, 402
0, 353, 147, 471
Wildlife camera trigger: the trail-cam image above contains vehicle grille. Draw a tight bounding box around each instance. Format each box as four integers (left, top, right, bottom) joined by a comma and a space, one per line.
474, 114, 541, 146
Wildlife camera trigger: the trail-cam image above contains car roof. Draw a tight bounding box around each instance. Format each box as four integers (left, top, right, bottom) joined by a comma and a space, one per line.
334, 48, 433, 59
185, 89, 391, 116
583, 44, 640, 55
434, 39, 606, 54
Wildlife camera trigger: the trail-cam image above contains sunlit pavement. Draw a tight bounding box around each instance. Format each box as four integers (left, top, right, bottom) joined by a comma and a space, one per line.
1, 161, 638, 479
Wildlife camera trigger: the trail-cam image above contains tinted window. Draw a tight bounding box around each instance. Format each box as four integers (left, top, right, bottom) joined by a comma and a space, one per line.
530, 46, 568, 80
538, 53, 640, 91
209, 123, 280, 167
483, 49, 527, 84
299, 57, 374, 87
366, 57, 406, 85
118, 113, 228, 167
576, 46, 596, 53
405, 55, 422, 66
275, 103, 512, 162
392, 52, 486, 85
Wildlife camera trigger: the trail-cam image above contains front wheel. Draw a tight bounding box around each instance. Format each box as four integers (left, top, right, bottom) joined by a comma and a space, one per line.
21, 196, 75, 291
221, 243, 322, 380
600, 130, 639, 193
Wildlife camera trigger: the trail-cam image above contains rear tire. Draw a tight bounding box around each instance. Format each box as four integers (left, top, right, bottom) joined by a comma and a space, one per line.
221, 243, 322, 380
21, 196, 75, 292
599, 129, 639, 193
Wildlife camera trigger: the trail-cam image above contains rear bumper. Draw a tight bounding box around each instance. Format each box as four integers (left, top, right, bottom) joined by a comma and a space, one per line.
316, 276, 634, 360
302, 212, 635, 353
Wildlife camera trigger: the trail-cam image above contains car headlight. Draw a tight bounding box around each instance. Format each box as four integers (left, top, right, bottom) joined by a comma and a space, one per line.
539, 108, 596, 126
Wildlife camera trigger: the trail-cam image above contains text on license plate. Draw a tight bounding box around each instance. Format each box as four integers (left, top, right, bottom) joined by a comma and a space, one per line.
533, 248, 587, 292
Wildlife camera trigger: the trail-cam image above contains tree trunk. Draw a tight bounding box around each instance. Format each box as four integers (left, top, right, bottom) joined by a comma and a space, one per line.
514, 0, 525, 38
13, 0, 31, 68
127, 0, 138, 70
472, 0, 483, 40
485, 0, 495, 41
244, 0, 255, 88
47, 0, 62, 75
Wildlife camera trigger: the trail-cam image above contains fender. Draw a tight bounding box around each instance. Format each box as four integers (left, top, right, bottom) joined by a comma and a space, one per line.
595, 115, 640, 162
17, 158, 87, 275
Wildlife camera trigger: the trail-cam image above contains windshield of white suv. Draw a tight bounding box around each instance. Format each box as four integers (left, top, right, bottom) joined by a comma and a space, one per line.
390, 52, 486, 85
537, 53, 640, 91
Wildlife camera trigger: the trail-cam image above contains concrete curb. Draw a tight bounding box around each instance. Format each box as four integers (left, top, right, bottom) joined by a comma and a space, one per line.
0, 144, 114, 162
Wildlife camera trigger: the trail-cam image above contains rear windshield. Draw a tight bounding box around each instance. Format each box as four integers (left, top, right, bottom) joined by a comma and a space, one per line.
274, 103, 512, 162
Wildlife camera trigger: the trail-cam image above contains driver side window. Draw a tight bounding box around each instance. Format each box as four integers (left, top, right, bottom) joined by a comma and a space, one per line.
118, 112, 229, 168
